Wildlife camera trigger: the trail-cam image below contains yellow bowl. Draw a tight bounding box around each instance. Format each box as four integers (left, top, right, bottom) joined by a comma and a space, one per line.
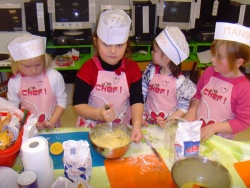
89, 122, 132, 159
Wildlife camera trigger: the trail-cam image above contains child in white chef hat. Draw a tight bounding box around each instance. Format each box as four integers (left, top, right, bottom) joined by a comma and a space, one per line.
7, 34, 67, 130
184, 22, 250, 141
73, 9, 144, 143
142, 26, 197, 127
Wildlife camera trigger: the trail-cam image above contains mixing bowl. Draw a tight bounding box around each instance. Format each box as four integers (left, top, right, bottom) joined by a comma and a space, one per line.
88, 122, 132, 159
171, 156, 232, 188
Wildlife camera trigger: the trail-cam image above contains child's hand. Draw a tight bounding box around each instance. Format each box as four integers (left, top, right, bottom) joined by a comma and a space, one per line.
201, 124, 216, 142
142, 119, 148, 126
131, 126, 143, 143
101, 104, 116, 122
36, 120, 55, 130
36, 122, 44, 131
43, 120, 55, 129
156, 116, 165, 128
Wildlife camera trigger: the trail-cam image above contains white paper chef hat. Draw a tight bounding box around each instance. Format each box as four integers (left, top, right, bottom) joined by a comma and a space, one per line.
7, 34, 46, 61
155, 26, 190, 65
214, 22, 250, 47
97, 9, 131, 45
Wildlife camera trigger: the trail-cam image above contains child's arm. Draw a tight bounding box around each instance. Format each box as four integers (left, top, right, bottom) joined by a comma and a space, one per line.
7, 76, 21, 108
142, 62, 154, 102
156, 109, 186, 128
142, 62, 154, 125
183, 98, 199, 122
130, 103, 144, 143
201, 122, 232, 142
74, 103, 116, 123
176, 76, 197, 115
168, 109, 186, 119
48, 69, 67, 128
44, 105, 65, 128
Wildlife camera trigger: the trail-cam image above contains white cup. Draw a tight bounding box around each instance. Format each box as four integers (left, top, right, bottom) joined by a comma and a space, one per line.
17, 171, 37, 188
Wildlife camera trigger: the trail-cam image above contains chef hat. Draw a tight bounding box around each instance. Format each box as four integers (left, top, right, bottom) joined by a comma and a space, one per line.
7, 34, 46, 61
214, 22, 250, 47
97, 9, 131, 45
155, 26, 190, 65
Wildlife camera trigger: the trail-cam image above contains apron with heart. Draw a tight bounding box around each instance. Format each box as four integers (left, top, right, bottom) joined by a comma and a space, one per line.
76, 57, 131, 128
18, 71, 58, 126
144, 66, 177, 124
197, 76, 234, 139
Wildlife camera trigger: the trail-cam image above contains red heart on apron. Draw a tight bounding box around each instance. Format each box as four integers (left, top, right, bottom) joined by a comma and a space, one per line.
38, 114, 45, 122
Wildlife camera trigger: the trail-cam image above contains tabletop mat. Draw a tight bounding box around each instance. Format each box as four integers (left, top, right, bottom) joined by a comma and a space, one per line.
40, 132, 105, 169
234, 160, 250, 187
104, 154, 176, 188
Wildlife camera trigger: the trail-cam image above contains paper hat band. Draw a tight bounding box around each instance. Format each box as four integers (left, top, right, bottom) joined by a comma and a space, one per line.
97, 9, 131, 45
7, 34, 46, 61
155, 26, 189, 65
214, 22, 250, 46
163, 29, 182, 63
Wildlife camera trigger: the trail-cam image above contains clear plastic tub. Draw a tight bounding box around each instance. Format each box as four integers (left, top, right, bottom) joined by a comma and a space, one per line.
164, 117, 186, 164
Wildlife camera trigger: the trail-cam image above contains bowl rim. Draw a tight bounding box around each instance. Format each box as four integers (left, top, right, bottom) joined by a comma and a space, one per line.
171, 156, 233, 187
88, 133, 132, 149
88, 123, 132, 150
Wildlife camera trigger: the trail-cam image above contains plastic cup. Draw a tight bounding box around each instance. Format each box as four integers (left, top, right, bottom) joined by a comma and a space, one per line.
17, 171, 38, 188
164, 117, 186, 164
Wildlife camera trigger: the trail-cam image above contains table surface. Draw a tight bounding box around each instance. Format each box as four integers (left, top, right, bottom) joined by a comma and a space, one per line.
13, 125, 249, 188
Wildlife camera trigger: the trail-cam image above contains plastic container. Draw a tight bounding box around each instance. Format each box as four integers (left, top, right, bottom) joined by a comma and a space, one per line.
164, 117, 186, 164
55, 55, 73, 67
17, 171, 38, 188
0, 127, 24, 167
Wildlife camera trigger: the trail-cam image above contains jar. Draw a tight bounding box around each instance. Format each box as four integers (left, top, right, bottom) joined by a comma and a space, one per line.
164, 117, 186, 164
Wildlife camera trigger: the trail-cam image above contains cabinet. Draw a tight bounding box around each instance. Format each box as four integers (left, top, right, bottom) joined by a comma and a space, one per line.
0, 41, 203, 75
131, 43, 152, 62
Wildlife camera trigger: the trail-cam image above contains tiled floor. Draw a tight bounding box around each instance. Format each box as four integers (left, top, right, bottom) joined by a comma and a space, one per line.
61, 105, 250, 141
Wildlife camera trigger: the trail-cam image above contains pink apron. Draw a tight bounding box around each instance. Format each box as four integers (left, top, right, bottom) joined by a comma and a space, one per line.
144, 66, 177, 124
76, 57, 131, 128
197, 76, 234, 139
18, 71, 58, 126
